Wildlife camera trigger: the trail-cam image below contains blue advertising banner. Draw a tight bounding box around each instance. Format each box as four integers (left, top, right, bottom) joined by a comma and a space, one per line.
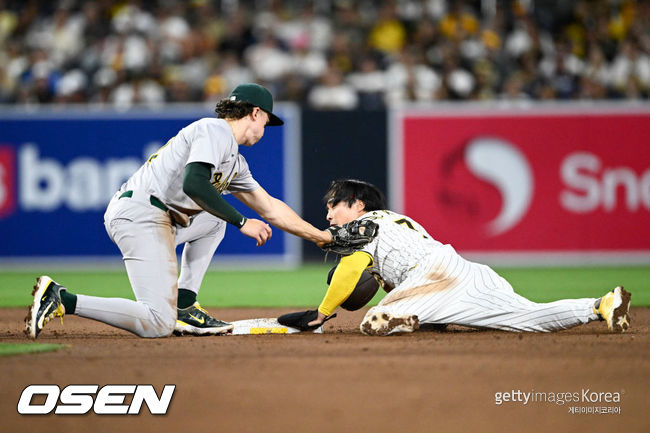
0, 104, 301, 268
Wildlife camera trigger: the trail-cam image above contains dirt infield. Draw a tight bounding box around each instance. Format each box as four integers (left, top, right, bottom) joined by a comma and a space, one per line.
1, 307, 648, 433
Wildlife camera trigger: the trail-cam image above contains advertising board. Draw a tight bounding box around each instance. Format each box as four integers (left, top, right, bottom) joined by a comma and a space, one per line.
391, 104, 650, 264
0, 104, 300, 267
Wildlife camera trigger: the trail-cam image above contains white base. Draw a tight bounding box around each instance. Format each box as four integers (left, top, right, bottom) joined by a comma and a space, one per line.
229, 318, 323, 335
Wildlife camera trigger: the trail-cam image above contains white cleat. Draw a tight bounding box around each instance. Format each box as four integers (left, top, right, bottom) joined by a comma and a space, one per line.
25, 276, 66, 339
360, 312, 419, 336
594, 286, 631, 333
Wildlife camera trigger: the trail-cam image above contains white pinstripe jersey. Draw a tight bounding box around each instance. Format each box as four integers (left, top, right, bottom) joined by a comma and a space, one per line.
359, 210, 467, 292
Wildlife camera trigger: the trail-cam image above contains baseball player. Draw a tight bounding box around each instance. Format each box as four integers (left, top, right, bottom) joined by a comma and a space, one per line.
26, 83, 332, 339
305, 179, 632, 335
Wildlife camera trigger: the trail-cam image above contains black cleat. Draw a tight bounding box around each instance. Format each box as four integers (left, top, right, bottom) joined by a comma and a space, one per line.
25, 276, 66, 339
174, 302, 233, 335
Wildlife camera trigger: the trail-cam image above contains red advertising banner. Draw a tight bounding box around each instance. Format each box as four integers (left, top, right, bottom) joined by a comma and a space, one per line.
395, 107, 650, 258
0, 145, 16, 218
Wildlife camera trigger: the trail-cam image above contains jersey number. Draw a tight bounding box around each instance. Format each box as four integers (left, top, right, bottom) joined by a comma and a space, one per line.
394, 218, 414, 230
394, 218, 428, 239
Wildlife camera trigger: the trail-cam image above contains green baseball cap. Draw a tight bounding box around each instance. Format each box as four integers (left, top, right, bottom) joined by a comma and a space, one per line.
229, 83, 284, 126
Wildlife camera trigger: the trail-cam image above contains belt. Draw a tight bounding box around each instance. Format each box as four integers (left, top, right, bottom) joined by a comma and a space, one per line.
119, 190, 168, 212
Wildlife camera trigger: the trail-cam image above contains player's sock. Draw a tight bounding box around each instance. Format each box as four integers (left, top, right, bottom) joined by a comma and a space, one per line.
60, 290, 77, 314
177, 288, 197, 309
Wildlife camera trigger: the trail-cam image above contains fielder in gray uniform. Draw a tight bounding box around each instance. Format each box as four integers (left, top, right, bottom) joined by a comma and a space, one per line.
26, 83, 331, 339
304, 179, 632, 335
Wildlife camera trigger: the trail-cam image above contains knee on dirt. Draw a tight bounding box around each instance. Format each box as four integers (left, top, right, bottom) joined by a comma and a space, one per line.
137, 306, 176, 338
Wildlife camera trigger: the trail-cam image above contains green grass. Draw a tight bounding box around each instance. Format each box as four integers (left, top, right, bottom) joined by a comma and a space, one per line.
0, 343, 67, 356
1, 265, 648, 308
496, 266, 650, 304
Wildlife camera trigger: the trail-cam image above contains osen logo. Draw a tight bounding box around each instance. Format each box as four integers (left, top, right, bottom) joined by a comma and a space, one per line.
17, 384, 175, 415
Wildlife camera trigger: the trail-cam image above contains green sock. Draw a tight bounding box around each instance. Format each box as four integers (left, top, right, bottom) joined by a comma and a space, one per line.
60, 290, 77, 314
177, 289, 197, 309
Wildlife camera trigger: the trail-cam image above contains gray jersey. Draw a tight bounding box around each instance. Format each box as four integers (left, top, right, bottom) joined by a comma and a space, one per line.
89, 117, 257, 337
124, 118, 259, 213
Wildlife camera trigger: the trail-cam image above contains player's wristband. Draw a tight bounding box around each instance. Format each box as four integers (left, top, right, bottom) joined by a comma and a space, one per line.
237, 216, 248, 229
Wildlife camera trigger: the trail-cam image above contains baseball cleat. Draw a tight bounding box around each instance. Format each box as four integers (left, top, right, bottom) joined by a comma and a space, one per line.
593, 286, 631, 333
360, 312, 419, 336
25, 276, 66, 339
174, 302, 233, 336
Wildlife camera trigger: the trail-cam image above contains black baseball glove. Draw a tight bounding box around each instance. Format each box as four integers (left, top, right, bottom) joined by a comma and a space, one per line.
322, 219, 379, 256
277, 310, 337, 331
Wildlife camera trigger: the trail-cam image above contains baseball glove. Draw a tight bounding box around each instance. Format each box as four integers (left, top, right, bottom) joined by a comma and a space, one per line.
277, 310, 337, 331
322, 219, 379, 255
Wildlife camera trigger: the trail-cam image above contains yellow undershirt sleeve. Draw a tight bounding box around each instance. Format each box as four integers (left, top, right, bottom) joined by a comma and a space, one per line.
318, 251, 373, 316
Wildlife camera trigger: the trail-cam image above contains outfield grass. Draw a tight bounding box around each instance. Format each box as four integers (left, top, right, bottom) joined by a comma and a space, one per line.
0, 265, 648, 308
0, 343, 67, 356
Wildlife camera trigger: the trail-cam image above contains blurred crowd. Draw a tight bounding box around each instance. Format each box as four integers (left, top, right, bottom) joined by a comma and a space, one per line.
0, 0, 649, 109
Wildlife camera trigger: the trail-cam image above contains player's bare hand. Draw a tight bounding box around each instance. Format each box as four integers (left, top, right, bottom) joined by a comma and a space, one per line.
307, 311, 327, 327
316, 229, 333, 247
240, 218, 272, 246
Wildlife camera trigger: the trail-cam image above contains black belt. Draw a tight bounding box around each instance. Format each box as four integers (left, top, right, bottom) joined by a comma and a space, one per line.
119, 190, 168, 212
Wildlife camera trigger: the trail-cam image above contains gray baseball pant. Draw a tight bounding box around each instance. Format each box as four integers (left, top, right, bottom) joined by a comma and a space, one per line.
74, 191, 225, 337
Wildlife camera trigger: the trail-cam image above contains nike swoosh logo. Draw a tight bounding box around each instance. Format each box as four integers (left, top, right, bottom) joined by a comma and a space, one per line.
37, 302, 53, 329
189, 314, 205, 324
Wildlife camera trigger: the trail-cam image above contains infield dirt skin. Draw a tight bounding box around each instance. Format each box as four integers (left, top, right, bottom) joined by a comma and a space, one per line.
1, 307, 648, 433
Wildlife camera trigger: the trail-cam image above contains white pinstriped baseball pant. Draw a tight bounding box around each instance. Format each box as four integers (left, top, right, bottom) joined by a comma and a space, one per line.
363, 261, 599, 332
